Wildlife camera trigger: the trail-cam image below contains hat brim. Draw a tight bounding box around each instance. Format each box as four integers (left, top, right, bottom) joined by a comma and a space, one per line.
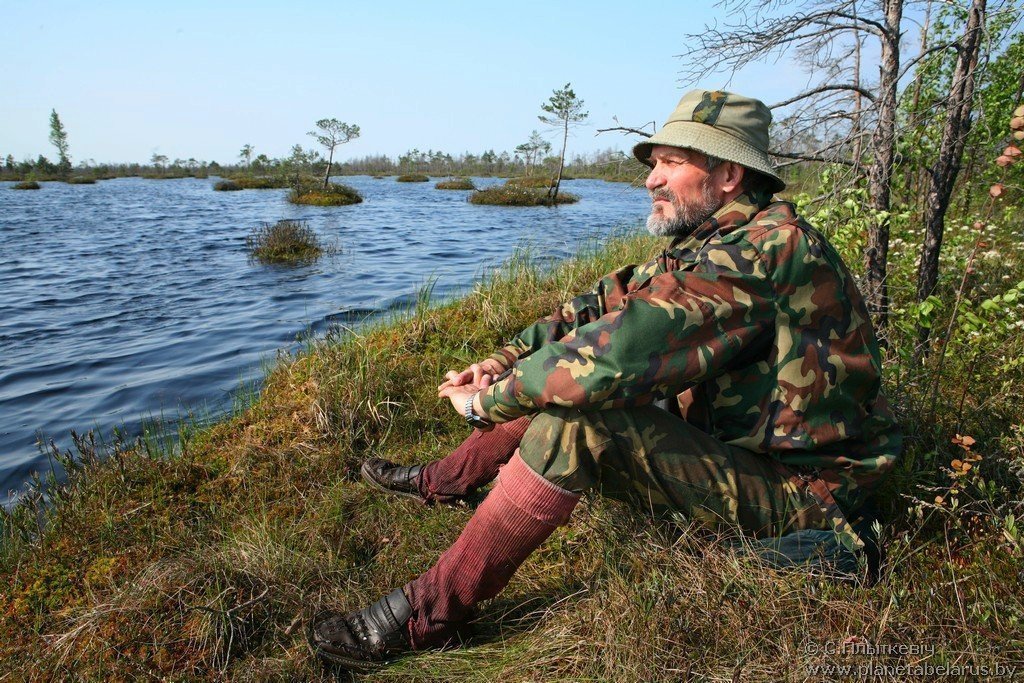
633, 121, 786, 194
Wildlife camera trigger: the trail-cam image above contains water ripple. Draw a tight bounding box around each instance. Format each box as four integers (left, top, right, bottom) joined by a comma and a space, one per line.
0, 175, 648, 503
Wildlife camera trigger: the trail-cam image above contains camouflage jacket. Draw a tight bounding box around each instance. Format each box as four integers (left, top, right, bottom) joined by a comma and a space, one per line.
480, 192, 902, 511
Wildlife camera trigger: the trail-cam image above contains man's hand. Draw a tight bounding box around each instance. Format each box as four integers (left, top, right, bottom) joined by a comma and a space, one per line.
438, 380, 489, 422
437, 358, 506, 392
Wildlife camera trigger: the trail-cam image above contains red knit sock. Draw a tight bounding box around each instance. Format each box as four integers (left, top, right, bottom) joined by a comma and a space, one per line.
418, 417, 531, 505
405, 451, 580, 648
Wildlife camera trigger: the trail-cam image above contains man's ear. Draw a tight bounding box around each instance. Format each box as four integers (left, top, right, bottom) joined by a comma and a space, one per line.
718, 161, 745, 194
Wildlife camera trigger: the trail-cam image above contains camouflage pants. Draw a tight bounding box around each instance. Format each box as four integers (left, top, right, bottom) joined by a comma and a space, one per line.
516, 406, 830, 538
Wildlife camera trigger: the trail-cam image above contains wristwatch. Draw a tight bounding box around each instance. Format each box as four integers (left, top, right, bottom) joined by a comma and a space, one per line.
464, 391, 492, 429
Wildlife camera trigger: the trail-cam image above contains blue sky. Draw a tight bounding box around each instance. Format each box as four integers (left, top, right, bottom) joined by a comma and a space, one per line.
3, 1, 857, 165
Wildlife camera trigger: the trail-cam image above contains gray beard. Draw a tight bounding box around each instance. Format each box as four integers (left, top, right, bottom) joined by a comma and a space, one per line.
646, 179, 723, 237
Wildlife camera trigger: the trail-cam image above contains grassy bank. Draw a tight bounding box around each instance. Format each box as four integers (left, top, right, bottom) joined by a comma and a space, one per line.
2, 199, 1023, 679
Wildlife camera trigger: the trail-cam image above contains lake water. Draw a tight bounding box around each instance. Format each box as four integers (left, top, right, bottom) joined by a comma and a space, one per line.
0, 175, 649, 504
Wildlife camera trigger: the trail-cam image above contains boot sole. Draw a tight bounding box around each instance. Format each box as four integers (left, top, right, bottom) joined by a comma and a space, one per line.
360, 460, 428, 503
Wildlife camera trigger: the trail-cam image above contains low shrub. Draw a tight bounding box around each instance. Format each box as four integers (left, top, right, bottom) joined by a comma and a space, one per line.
213, 180, 242, 191
396, 173, 430, 182
435, 178, 475, 190
246, 219, 325, 264
469, 183, 579, 206
13, 181, 41, 190
289, 182, 363, 206
66, 177, 96, 185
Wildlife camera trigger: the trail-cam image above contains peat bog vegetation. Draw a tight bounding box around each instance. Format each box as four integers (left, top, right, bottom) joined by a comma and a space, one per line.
2, 154, 1024, 679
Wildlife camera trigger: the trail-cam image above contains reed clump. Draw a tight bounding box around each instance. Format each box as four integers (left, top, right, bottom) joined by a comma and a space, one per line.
396, 173, 430, 182
246, 219, 326, 263
288, 182, 363, 206
12, 180, 40, 190
435, 178, 475, 190
213, 180, 242, 191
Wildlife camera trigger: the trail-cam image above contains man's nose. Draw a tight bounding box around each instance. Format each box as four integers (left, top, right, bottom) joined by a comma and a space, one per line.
644, 163, 664, 191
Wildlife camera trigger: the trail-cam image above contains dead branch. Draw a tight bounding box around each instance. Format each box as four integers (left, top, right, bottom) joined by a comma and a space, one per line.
771, 84, 877, 109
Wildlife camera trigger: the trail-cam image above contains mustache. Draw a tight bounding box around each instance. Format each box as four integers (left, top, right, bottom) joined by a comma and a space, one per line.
650, 188, 674, 203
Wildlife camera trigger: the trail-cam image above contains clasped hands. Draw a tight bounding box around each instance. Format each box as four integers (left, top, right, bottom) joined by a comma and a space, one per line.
437, 358, 506, 421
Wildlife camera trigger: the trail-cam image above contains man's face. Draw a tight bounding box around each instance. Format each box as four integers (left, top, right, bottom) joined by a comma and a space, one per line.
644, 145, 724, 237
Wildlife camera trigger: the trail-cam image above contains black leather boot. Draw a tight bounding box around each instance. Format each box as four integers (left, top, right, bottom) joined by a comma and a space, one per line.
307, 588, 414, 671
361, 458, 426, 502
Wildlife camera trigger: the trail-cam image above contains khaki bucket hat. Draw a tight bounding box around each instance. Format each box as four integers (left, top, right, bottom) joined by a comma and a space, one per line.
633, 89, 785, 193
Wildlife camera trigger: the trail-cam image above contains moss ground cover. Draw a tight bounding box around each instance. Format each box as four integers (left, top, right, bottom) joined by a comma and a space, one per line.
2, 183, 1023, 679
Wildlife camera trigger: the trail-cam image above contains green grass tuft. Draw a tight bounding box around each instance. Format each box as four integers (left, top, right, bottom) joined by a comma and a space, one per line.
435, 178, 476, 190
246, 219, 327, 264
396, 173, 430, 182
12, 180, 40, 190
213, 180, 243, 191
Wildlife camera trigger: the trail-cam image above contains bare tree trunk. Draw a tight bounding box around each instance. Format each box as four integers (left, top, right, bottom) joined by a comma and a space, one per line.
550, 120, 568, 204
323, 149, 335, 190
863, 0, 903, 330
916, 0, 987, 348
851, 0, 863, 173
909, 0, 933, 206
911, 0, 933, 113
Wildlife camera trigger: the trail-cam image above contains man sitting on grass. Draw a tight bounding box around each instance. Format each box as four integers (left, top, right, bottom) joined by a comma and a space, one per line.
307, 89, 902, 672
